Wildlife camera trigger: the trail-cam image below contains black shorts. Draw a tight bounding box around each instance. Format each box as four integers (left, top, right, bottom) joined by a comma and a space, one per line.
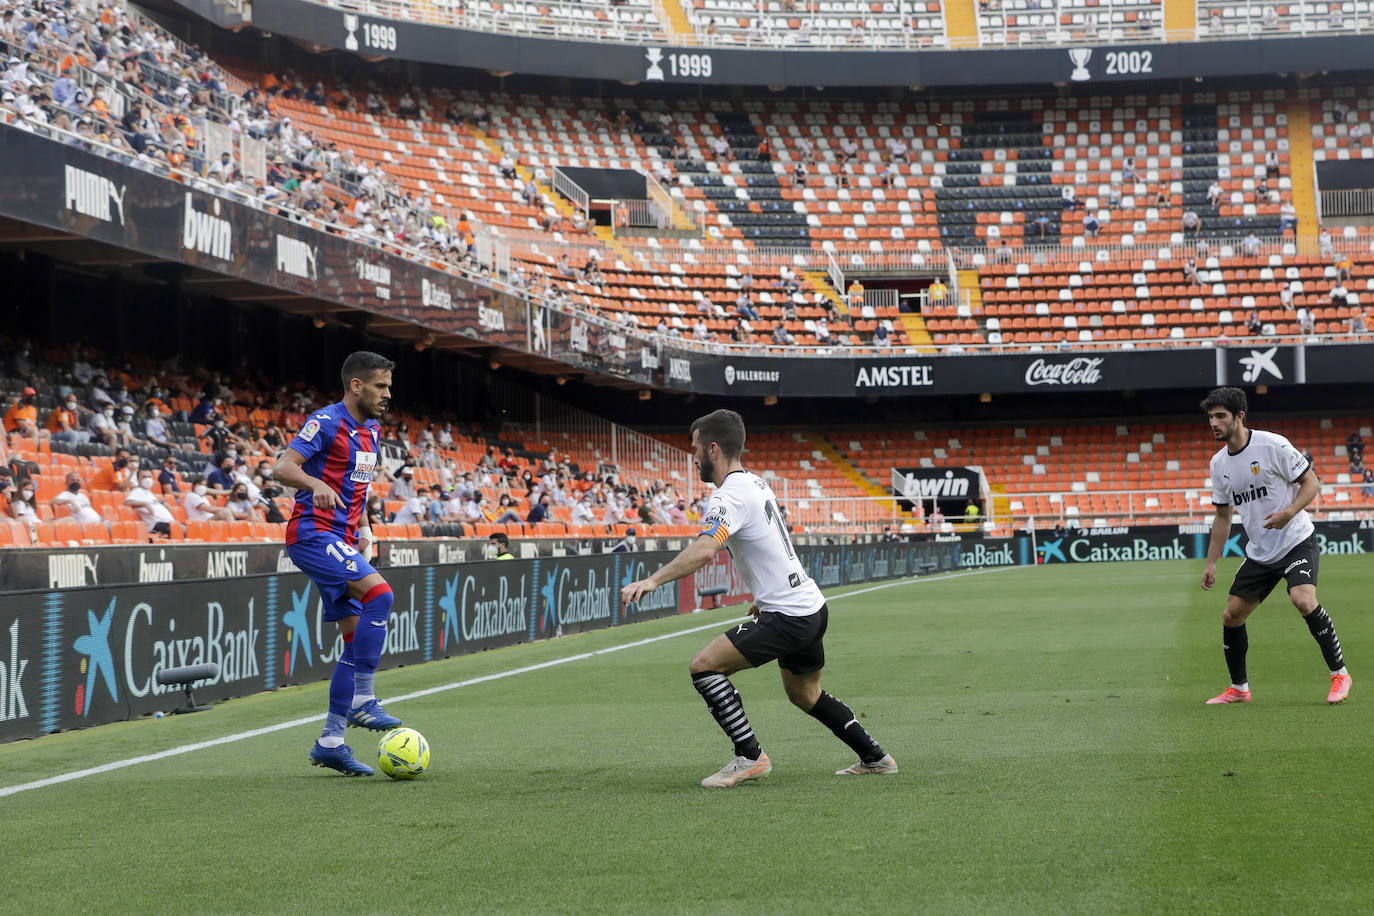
725, 604, 827, 675
1229, 534, 1320, 602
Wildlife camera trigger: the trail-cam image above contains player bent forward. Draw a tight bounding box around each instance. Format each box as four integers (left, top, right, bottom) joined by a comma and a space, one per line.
620, 409, 897, 787
1200, 386, 1351, 705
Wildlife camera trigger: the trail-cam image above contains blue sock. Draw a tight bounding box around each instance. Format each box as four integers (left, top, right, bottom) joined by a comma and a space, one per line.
350, 583, 393, 708
319, 636, 354, 746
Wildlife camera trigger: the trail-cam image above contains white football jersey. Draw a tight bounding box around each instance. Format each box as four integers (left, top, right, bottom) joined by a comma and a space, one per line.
700, 470, 824, 617
1209, 429, 1314, 565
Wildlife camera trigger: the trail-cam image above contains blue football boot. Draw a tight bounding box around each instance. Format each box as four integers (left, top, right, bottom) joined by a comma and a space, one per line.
308, 742, 374, 776
346, 698, 402, 731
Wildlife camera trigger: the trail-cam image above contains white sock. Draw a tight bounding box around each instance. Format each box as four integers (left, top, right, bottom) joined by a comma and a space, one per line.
352, 693, 375, 708
1334, 667, 1348, 676
1233, 683, 1250, 692
318, 735, 344, 748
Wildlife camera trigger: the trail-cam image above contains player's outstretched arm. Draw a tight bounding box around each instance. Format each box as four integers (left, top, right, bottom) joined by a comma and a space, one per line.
273, 449, 338, 511
620, 535, 719, 605
1201, 503, 1233, 590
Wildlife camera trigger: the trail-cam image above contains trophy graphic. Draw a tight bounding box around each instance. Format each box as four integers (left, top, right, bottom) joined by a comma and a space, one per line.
1068, 47, 1091, 82
344, 14, 359, 51
645, 47, 665, 82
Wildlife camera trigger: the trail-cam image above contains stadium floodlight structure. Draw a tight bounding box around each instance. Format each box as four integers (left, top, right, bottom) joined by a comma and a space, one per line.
155, 663, 222, 714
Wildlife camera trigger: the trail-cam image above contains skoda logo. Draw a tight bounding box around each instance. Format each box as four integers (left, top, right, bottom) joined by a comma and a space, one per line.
724, 365, 736, 386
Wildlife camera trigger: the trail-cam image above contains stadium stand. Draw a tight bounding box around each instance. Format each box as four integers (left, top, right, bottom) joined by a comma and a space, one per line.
832, 415, 1374, 530
975, 0, 1164, 47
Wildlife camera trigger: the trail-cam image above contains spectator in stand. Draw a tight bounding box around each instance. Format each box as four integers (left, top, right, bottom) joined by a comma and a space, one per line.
184, 477, 234, 522
8, 479, 37, 528
142, 403, 178, 451
1061, 185, 1078, 210
393, 489, 427, 525
526, 493, 552, 525
1279, 200, 1298, 234
50, 471, 103, 524
1330, 279, 1350, 308
225, 482, 258, 521
1181, 209, 1200, 236
755, 137, 770, 163
125, 469, 175, 536
1298, 308, 1315, 335
3, 387, 43, 439
1363, 467, 1374, 499
1349, 308, 1368, 335
156, 455, 181, 495
710, 134, 731, 160
1319, 227, 1335, 259
45, 393, 87, 444
735, 292, 760, 322
1207, 180, 1224, 207
693, 317, 710, 341
388, 465, 417, 501
207, 455, 238, 495
1183, 258, 1201, 286
1336, 253, 1353, 282
424, 485, 446, 523
771, 323, 795, 346
928, 278, 948, 305
1266, 150, 1280, 179
1243, 232, 1262, 258
570, 493, 597, 527
1246, 310, 1263, 336
189, 394, 220, 424
397, 92, 419, 119
611, 527, 638, 553
366, 494, 388, 527
1033, 212, 1051, 239
814, 317, 832, 345
1083, 211, 1100, 239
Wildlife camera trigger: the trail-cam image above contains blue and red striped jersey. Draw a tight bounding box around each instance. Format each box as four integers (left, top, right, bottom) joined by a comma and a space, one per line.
284, 402, 381, 546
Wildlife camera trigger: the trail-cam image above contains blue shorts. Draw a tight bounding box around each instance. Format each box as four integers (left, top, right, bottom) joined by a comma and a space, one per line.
287, 536, 380, 622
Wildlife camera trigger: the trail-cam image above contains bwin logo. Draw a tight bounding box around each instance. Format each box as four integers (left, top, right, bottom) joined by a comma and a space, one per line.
344, 13, 359, 50
1233, 485, 1269, 507
1239, 346, 1283, 382
182, 193, 232, 261
65, 165, 125, 224
276, 235, 316, 280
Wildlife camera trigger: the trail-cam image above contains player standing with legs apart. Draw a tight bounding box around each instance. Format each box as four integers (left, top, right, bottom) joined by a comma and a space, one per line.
1200, 387, 1351, 705
620, 409, 896, 787
274, 351, 401, 775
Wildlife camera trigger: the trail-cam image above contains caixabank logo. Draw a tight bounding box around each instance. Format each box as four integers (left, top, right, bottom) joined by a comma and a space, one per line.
438, 570, 528, 653
72, 593, 263, 716
281, 585, 315, 680
538, 562, 614, 638
619, 559, 676, 621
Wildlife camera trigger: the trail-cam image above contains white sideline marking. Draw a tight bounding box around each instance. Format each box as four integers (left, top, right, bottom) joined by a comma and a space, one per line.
0, 567, 1007, 797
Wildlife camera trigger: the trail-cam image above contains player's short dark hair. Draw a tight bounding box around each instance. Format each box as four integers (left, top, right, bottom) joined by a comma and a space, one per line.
1201, 386, 1247, 417
488, 532, 509, 547
340, 351, 395, 388
690, 409, 746, 459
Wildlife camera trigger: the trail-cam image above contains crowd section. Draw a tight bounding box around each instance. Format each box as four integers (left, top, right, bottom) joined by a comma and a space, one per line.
3, 1, 1374, 353
0, 340, 716, 547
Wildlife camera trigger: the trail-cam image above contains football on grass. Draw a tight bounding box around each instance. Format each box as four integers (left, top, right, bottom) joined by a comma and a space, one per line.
378, 727, 430, 780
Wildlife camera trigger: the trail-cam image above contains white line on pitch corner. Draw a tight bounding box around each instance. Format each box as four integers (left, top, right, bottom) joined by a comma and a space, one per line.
0, 566, 1011, 798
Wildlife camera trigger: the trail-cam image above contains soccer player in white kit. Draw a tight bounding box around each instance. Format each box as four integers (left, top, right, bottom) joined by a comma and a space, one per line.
620, 409, 896, 787
1200, 387, 1352, 705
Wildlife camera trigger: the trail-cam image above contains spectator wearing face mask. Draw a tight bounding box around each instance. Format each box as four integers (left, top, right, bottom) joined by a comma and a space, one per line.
88, 402, 121, 447
207, 455, 237, 495
50, 471, 104, 524
8, 479, 37, 529
125, 470, 175, 535
114, 456, 143, 493
202, 416, 234, 460
4, 387, 44, 439
184, 477, 233, 522
143, 405, 177, 451
44, 393, 88, 444
157, 455, 182, 495
225, 483, 257, 521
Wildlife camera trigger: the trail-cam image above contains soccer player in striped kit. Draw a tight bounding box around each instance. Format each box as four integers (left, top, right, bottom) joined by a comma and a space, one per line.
274, 351, 402, 775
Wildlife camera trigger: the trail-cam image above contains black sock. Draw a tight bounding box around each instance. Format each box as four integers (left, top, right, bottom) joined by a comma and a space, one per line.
1304, 606, 1346, 673
692, 671, 762, 760
1223, 623, 1249, 687
808, 691, 885, 764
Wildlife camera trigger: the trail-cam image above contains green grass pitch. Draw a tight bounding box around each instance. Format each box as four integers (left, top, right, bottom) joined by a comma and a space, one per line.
3, 556, 1372, 914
